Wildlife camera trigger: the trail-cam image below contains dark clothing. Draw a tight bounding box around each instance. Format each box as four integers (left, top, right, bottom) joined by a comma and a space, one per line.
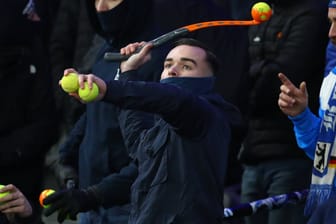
0, 1, 38, 46
239, 0, 329, 164
50, 0, 94, 72
86, 0, 158, 48
102, 71, 242, 223
307, 195, 336, 224
58, 0, 166, 222
0, 215, 9, 224
49, 0, 95, 130
241, 160, 311, 224
0, 1, 59, 46
228, 0, 255, 19
0, 44, 58, 224
0, 1, 59, 223
153, 0, 249, 188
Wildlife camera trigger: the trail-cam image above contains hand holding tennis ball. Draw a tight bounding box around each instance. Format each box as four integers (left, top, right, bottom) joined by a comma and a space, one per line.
251, 2, 272, 22
78, 82, 99, 103
0, 185, 10, 202
60, 69, 106, 103
39, 189, 55, 208
60, 71, 99, 102
60, 73, 79, 93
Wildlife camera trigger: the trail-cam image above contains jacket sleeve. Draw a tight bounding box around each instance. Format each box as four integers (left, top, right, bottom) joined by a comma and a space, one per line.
104, 72, 214, 138
289, 107, 321, 159
58, 112, 86, 167
92, 160, 138, 207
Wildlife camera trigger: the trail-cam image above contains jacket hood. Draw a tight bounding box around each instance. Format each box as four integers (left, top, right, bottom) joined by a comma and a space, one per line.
85, 0, 153, 47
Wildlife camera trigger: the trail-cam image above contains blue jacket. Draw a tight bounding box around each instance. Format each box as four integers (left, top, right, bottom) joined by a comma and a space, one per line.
103, 71, 242, 223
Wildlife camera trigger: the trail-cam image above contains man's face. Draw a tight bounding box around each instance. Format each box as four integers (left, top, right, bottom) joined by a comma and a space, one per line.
328, 8, 336, 45
160, 45, 213, 80
95, 0, 123, 12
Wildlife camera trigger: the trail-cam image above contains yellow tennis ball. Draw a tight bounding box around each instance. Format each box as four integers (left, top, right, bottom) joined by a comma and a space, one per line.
39, 189, 55, 208
0, 185, 10, 201
78, 82, 99, 103
60, 73, 79, 93
251, 2, 272, 22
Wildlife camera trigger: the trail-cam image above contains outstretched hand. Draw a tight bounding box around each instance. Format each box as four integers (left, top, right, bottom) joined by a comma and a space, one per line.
43, 188, 99, 223
61, 68, 107, 103
278, 73, 308, 117
120, 42, 154, 72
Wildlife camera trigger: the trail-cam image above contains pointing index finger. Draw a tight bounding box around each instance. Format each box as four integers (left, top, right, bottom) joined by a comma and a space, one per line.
278, 73, 294, 87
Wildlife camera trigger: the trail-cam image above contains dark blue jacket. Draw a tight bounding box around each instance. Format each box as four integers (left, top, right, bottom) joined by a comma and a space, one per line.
103, 71, 242, 223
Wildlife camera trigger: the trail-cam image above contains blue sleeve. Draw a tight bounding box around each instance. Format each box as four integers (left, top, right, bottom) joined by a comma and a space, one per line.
288, 107, 321, 160
103, 76, 214, 138
59, 112, 87, 167
324, 41, 336, 77
94, 161, 138, 207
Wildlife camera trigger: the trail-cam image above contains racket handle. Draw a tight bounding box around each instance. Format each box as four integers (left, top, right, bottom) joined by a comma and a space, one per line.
104, 52, 131, 61
104, 27, 189, 62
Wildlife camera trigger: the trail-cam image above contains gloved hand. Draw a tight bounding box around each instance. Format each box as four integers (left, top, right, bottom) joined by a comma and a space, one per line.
43, 187, 100, 223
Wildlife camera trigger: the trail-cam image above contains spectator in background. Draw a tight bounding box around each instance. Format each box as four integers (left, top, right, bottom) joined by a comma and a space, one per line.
238, 0, 329, 224
230, 0, 255, 20
46, 0, 100, 191
0, 1, 59, 223
49, 0, 96, 133
42, 0, 167, 223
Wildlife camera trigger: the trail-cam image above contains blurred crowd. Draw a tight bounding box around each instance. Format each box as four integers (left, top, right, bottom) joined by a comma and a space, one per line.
0, 0, 333, 223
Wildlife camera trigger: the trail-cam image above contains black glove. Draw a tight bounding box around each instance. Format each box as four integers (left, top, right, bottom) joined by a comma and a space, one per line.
43, 187, 100, 223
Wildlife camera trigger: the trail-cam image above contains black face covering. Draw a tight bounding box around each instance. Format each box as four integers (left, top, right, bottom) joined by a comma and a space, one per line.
160, 77, 215, 95
96, 0, 129, 38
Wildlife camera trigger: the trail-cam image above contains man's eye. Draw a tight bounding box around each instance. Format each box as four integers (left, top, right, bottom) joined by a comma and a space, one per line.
182, 65, 191, 70
164, 64, 171, 69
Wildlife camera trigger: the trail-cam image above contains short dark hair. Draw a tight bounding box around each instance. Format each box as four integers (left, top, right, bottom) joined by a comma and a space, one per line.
172, 38, 220, 75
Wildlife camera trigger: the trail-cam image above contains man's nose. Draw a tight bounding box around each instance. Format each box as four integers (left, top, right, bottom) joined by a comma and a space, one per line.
168, 66, 178, 76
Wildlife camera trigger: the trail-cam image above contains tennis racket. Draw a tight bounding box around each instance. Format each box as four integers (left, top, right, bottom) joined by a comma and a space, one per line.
104, 19, 262, 62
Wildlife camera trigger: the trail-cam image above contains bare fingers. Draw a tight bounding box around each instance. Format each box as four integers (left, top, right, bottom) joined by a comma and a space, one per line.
120, 42, 141, 55
0, 188, 32, 218
278, 91, 295, 108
